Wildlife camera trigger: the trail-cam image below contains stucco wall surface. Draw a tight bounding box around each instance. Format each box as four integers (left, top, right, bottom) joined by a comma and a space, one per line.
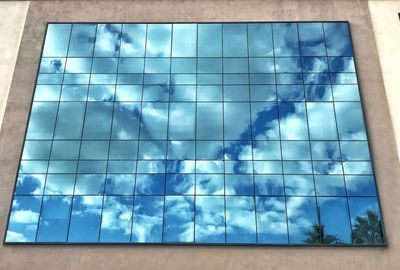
0, 1, 29, 132
368, 0, 400, 161
0, 1, 399, 270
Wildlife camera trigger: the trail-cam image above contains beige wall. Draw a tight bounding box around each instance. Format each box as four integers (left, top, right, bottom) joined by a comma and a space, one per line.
369, 0, 400, 161
0, 1, 29, 132
0, 1, 399, 270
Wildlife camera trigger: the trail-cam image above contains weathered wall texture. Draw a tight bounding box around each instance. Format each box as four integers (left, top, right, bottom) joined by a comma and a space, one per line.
0, 1, 399, 269
369, 0, 400, 161
0, 1, 29, 132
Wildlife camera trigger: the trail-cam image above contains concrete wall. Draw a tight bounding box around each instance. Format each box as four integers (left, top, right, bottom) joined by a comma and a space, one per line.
368, 0, 400, 161
0, 1, 29, 132
0, 1, 399, 269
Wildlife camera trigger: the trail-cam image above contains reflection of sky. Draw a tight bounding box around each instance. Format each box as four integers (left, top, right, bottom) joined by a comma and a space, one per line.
6, 22, 384, 245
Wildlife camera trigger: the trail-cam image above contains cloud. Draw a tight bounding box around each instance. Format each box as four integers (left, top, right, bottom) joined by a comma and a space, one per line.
11, 210, 39, 224
6, 231, 28, 242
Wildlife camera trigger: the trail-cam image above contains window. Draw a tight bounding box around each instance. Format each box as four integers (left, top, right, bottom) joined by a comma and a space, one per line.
5, 22, 385, 245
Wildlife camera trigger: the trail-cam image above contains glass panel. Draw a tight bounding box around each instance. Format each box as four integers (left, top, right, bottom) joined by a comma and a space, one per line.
195, 196, 225, 243
196, 174, 224, 195
226, 196, 256, 243
317, 197, 351, 244
26, 102, 58, 140
68, 196, 103, 242
168, 103, 195, 140
93, 24, 122, 57
120, 24, 146, 57
273, 23, 299, 56
324, 22, 353, 56
198, 24, 222, 57
43, 24, 71, 57
172, 24, 197, 57
298, 23, 326, 56
278, 102, 309, 140
131, 196, 164, 242
335, 102, 367, 140
224, 103, 251, 140
248, 23, 273, 57
36, 196, 72, 242
348, 197, 384, 244
164, 196, 194, 242
146, 24, 172, 57
256, 196, 288, 243
197, 103, 223, 140
286, 197, 318, 244
223, 24, 247, 57
307, 102, 338, 140
140, 102, 168, 140
100, 196, 133, 242
68, 24, 97, 57
6, 196, 41, 242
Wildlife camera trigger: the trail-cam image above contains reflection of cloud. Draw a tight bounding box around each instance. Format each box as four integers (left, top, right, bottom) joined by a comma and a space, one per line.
279, 102, 308, 140
195, 196, 225, 241
164, 196, 194, 242
6, 231, 28, 242
101, 197, 132, 235
226, 196, 256, 234
256, 197, 287, 236
132, 196, 163, 242
11, 210, 39, 224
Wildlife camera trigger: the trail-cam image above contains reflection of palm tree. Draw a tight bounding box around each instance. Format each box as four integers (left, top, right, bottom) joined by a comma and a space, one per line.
303, 224, 341, 244
303, 206, 341, 244
351, 210, 384, 244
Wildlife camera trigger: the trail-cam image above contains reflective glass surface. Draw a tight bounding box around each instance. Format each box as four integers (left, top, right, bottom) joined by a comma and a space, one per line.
6, 22, 385, 246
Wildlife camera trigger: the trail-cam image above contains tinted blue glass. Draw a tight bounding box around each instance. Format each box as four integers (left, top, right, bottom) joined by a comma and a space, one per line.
324, 22, 353, 56
68, 24, 97, 57
6, 196, 41, 242
120, 24, 146, 57
348, 197, 384, 244
286, 197, 318, 244
43, 24, 71, 57
36, 196, 72, 242
256, 197, 288, 243
164, 196, 194, 242
146, 24, 171, 57
198, 24, 222, 57
273, 23, 300, 56
93, 24, 122, 57
318, 197, 351, 244
226, 196, 256, 243
223, 24, 247, 57
298, 23, 326, 56
195, 196, 225, 243
131, 196, 164, 242
68, 196, 102, 242
7, 22, 383, 246
100, 196, 133, 242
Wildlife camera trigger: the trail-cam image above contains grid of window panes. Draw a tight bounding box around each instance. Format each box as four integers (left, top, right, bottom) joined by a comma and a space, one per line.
5, 22, 385, 245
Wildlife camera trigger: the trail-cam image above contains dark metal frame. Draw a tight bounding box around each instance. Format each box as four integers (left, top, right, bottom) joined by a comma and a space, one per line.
2, 21, 388, 247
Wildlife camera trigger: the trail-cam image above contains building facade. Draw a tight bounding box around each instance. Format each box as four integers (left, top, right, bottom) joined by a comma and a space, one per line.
0, 0, 399, 269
